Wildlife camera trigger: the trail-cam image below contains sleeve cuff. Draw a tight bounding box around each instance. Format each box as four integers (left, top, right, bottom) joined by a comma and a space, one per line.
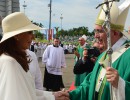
36, 89, 55, 100
112, 77, 125, 100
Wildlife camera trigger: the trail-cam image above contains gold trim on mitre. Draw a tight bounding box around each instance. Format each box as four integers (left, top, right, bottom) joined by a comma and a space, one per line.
95, 0, 130, 32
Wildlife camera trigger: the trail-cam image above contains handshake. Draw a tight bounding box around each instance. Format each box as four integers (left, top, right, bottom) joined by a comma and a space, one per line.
53, 89, 70, 100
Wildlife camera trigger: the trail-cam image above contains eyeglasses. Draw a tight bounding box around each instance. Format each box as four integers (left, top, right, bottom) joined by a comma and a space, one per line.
93, 29, 104, 34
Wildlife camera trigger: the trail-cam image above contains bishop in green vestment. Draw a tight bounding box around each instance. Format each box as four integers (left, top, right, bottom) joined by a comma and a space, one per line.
67, 1, 130, 100
70, 41, 130, 100
74, 36, 91, 86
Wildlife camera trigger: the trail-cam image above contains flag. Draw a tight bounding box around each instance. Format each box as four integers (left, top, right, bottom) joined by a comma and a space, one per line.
45, 29, 54, 41
48, 29, 54, 41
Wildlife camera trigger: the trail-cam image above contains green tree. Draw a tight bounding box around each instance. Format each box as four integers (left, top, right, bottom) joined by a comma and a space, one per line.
56, 26, 94, 37
31, 21, 44, 40
34, 30, 43, 39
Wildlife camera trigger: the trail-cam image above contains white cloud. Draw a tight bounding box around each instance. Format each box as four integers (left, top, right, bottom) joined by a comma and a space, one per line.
20, 0, 130, 32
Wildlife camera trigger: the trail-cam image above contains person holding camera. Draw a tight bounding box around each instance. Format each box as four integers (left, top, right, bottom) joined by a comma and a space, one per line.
73, 43, 101, 75
74, 35, 91, 87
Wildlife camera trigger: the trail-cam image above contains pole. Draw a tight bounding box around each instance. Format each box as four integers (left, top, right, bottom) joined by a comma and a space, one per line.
105, 1, 113, 100
23, 1, 27, 14
48, 0, 52, 42
60, 14, 63, 30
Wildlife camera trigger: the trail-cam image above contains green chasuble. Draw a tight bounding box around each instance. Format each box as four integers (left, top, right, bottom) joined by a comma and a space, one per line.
74, 44, 90, 86
70, 47, 130, 100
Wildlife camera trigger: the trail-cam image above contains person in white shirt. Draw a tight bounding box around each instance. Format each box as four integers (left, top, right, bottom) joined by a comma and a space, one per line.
26, 49, 43, 90
42, 37, 66, 91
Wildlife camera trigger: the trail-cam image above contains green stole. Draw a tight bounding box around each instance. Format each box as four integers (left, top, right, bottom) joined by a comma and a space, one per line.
95, 43, 130, 100
95, 52, 108, 100
69, 43, 130, 100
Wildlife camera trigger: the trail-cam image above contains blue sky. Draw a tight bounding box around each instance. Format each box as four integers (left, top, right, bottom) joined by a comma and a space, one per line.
19, 0, 130, 32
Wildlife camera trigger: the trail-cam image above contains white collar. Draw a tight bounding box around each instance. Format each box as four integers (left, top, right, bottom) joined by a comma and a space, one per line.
80, 43, 87, 48
112, 37, 127, 51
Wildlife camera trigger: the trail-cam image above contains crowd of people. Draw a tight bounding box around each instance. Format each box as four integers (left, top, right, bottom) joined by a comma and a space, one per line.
0, 0, 130, 100
30, 41, 77, 56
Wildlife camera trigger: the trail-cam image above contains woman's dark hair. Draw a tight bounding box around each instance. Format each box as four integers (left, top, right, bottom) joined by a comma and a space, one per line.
0, 37, 30, 72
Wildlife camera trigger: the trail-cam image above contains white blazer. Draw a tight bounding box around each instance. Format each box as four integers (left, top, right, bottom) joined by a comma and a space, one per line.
0, 54, 55, 100
26, 49, 43, 90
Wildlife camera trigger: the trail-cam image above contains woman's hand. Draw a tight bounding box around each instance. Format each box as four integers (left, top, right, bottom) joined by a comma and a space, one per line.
53, 91, 70, 100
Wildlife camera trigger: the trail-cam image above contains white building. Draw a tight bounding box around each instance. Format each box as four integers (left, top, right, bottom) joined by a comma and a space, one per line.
0, 0, 19, 34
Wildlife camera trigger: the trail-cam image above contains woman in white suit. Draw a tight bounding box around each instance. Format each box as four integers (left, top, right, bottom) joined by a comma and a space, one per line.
0, 12, 69, 100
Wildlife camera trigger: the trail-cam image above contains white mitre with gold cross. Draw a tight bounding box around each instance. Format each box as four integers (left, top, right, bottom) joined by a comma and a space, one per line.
95, 0, 130, 39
